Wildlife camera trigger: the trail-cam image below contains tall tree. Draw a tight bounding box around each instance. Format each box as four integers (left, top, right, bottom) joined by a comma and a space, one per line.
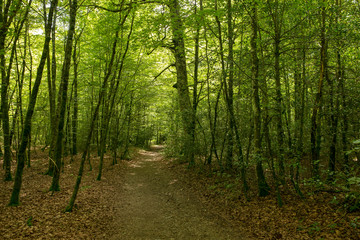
46, 5, 58, 176
0, 0, 22, 181
267, 0, 286, 184
192, 0, 200, 166
50, 0, 77, 191
214, 0, 230, 168
250, 0, 270, 197
311, 0, 327, 180
9, 0, 58, 206
72, 29, 83, 157
168, 0, 195, 166
292, 39, 305, 198
327, 0, 342, 183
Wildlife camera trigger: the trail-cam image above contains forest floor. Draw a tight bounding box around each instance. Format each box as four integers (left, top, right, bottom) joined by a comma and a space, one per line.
0, 146, 359, 239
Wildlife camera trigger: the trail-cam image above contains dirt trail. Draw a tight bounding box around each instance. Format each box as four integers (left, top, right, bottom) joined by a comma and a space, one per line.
109, 146, 246, 240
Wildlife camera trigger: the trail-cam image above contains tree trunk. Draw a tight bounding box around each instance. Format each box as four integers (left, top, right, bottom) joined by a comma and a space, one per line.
226, 0, 235, 170
9, 0, 57, 206
122, 93, 133, 160
192, 0, 200, 165
214, 0, 230, 169
327, 0, 342, 183
311, 1, 327, 180
203, 1, 220, 167
0, 0, 23, 181
72, 31, 81, 157
269, 0, 286, 184
251, 0, 270, 197
46, 7, 57, 176
292, 44, 305, 198
0, 34, 13, 181
98, 12, 132, 180
169, 0, 195, 166
50, 0, 77, 192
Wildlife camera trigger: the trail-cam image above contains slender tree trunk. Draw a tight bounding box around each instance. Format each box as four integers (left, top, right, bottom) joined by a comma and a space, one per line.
251, 0, 270, 197
9, 0, 57, 206
203, 1, 220, 167
221, 1, 249, 194
50, 0, 77, 192
269, 0, 286, 184
27, 23, 33, 168
192, 0, 200, 164
65, 79, 74, 160
216, 0, 249, 195
285, 72, 292, 151
297, 46, 306, 183
97, 89, 109, 179
111, 106, 122, 165
1, 0, 31, 181
311, 1, 327, 180
261, 72, 273, 164
327, 0, 342, 183
122, 93, 133, 160
98, 12, 132, 180
292, 45, 305, 198
327, 63, 338, 182
226, 0, 234, 170
46, 7, 57, 176
0, 0, 19, 181
20, 20, 29, 167
1, 34, 13, 181
214, 0, 229, 169
336, 0, 348, 181
72, 31, 81, 157
340, 61, 348, 181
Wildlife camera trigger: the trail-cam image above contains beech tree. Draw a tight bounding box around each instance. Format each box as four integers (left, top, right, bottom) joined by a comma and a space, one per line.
1, 0, 24, 181
9, 0, 58, 206
1, 0, 360, 209
49, 0, 77, 191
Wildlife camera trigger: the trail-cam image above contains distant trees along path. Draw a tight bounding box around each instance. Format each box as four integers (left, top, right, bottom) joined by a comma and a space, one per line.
1, 0, 360, 218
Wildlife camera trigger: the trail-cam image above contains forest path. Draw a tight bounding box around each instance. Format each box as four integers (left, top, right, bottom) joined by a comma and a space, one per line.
109, 146, 246, 240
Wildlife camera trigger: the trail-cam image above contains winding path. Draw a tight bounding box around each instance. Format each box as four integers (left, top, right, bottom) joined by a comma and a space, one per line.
109, 146, 246, 239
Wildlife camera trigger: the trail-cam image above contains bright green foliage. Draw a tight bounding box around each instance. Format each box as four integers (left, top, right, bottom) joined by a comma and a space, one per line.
2, 0, 360, 207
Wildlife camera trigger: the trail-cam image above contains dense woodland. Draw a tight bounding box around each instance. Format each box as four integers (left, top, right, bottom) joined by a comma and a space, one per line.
1, 0, 360, 235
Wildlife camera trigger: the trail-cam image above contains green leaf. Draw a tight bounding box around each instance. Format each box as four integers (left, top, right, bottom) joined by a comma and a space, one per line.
26, 216, 33, 227
348, 177, 360, 185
